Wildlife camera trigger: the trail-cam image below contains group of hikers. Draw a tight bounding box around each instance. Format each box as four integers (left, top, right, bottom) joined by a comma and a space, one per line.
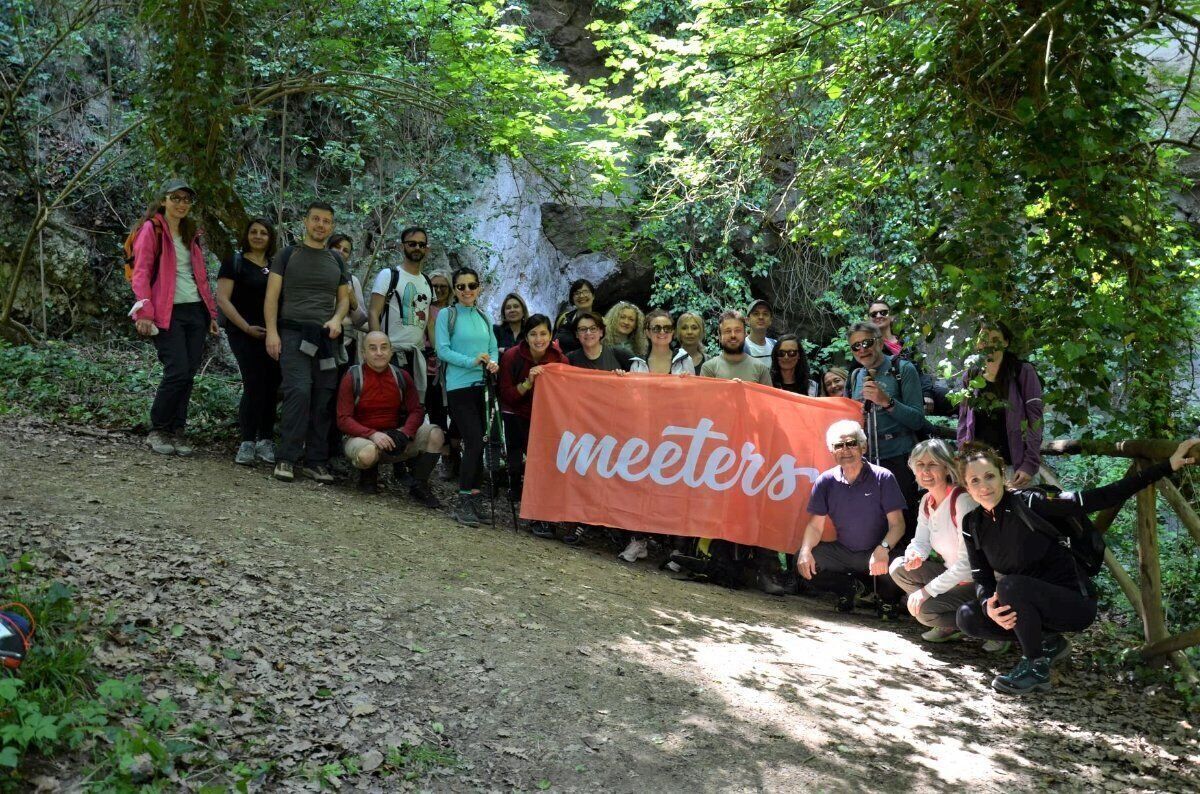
127, 179, 1200, 697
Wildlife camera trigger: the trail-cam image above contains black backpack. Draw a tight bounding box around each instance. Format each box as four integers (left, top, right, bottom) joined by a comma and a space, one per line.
1008, 488, 1106, 579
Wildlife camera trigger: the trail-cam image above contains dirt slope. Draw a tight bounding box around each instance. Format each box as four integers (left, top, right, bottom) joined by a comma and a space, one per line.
0, 418, 1195, 792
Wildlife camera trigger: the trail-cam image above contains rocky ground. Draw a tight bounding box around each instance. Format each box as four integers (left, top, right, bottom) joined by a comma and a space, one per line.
0, 416, 1196, 792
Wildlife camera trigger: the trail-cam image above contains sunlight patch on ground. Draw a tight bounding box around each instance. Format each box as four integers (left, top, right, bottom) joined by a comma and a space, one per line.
615, 606, 1013, 788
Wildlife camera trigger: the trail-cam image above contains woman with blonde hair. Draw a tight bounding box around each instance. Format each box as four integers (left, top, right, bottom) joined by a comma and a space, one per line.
603, 301, 647, 357
674, 311, 707, 375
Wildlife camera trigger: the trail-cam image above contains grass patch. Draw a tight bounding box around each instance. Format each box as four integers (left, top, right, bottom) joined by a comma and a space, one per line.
0, 341, 239, 443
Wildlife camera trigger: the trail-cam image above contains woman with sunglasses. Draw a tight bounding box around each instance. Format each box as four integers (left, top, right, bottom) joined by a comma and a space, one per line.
424, 269, 456, 476
131, 179, 219, 457
436, 267, 499, 526
866, 298, 949, 414
631, 309, 692, 375
769, 333, 816, 395
553, 278, 596, 355
217, 216, 281, 465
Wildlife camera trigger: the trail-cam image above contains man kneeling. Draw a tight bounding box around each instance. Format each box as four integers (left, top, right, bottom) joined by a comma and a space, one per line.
337, 331, 444, 507
795, 419, 905, 619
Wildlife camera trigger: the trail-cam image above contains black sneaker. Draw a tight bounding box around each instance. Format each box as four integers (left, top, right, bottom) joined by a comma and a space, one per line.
531, 522, 556, 539
756, 569, 789, 597
835, 594, 855, 613
1041, 634, 1072, 665
877, 602, 899, 622
408, 481, 441, 509
393, 462, 415, 488
992, 656, 1051, 695
301, 464, 335, 484
471, 493, 490, 523
357, 467, 380, 494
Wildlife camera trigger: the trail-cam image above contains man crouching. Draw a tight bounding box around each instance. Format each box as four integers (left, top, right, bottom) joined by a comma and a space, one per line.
795, 419, 905, 619
337, 331, 444, 507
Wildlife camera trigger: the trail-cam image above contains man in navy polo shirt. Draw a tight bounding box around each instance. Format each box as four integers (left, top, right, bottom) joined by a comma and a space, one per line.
796, 418, 906, 619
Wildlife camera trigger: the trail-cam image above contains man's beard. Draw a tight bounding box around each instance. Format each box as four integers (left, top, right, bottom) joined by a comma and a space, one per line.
720, 340, 744, 355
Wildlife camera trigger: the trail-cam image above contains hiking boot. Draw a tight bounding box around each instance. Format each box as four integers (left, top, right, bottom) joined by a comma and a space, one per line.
471, 492, 490, 523
172, 434, 194, 457
982, 640, 1012, 654
618, 538, 648, 563
877, 602, 900, 622
991, 656, 1051, 695
452, 495, 481, 526
301, 464, 335, 484
835, 594, 855, 613
255, 439, 276, 463
273, 461, 295, 482
531, 522, 556, 539
756, 568, 789, 596
665, 560, 683, 573
358, 467, 381, 494
393, 462, 415, 488
921, 626, 964, 643
146, 431, 175, 455
409, 481, 441, 509
235, 441, 256, 465
1042, 634, 1072, 666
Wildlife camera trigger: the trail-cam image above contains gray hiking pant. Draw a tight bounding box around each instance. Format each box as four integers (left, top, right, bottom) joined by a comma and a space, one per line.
889, 558, 975, 629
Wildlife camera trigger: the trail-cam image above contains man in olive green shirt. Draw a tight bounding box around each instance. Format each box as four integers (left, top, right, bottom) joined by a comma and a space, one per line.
700, 309, 772, 385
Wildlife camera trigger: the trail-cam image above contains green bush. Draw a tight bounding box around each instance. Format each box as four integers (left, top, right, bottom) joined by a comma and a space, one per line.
0, 341, 240, 443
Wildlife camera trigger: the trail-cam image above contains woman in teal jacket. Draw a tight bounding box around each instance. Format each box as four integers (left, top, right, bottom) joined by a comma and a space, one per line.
435, 266, 499, 525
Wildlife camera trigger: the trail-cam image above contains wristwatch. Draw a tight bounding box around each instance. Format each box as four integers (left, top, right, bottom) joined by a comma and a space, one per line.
879, 540, 891, 551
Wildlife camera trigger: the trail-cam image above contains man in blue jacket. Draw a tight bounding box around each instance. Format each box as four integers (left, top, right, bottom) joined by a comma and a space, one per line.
848, 321, 926, 549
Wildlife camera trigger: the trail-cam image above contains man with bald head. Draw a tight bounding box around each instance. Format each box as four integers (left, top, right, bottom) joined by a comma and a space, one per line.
336, 331, 444, 507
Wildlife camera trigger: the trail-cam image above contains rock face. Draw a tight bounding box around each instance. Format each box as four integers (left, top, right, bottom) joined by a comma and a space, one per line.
459, 158, 623, 319
526, 0, 607, 83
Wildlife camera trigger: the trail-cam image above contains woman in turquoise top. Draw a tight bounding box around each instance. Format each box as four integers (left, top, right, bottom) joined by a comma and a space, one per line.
435, 266, 500, 526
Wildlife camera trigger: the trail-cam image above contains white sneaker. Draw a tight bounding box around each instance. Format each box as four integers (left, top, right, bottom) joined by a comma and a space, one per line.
983, 640, 1013, 654
618, 538, 648, 563
235, 441, 256, 465
255, 439, 276, 463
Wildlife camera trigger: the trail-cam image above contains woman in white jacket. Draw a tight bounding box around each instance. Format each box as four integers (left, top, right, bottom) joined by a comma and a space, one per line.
889, 439, 979, 642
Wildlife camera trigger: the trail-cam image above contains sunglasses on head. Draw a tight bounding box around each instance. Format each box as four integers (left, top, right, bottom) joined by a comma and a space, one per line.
850, 338, 877, 352
831, 440, 860, 451
869, 309, 890, 318
454, 282, 479, 291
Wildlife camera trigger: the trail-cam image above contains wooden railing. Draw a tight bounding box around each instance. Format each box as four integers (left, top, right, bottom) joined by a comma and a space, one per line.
1039, 439, 1200, 683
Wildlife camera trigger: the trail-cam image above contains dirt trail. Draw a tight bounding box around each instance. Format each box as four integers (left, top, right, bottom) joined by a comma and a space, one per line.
0, 417, 1196, 792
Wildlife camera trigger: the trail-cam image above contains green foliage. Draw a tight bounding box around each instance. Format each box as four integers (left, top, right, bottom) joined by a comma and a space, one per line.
597, 0, 1200, 436
0, 341, 240, 441
0, 554, 189, 790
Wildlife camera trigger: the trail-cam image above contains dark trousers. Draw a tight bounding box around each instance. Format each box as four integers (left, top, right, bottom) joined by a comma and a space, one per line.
447, 385, 485, 490
810, 541, 902, 603
879, 454, 919, 551
150, 302, 209, 433
277, 328, 337, 466
227, 329, 281, 442
956, 575, 1097, 657
502, 413, 530, 498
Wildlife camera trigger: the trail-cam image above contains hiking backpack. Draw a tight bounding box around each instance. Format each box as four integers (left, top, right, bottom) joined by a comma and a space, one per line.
1010, 487, 1106, 579
0, 603, 35, 670
349, 363, 405, 407
122, 216, 164, 283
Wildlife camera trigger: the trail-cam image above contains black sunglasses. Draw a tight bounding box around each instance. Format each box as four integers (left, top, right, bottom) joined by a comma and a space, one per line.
454, 282, 479, 291
831, 440, 860, 450
869, 309, 890, 319
404, 241, 429, 249
850, 338, 877, 352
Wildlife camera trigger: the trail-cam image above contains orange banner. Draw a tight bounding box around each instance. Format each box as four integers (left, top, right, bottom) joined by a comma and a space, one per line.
519, 365, 863, 553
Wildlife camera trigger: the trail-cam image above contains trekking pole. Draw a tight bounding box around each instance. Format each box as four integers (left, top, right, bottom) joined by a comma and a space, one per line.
483, 369, 517, 531
864, 367, 880, 465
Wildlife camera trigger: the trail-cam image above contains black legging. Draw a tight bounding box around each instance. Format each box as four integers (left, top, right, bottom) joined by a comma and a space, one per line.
502, 413, 530, 497
447, 385, 485, 490
227, 328, 281, 442
956, 575, 1098, 657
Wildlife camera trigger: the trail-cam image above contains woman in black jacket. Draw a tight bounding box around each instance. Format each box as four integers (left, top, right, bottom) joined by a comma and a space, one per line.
955, 439, 1198, 696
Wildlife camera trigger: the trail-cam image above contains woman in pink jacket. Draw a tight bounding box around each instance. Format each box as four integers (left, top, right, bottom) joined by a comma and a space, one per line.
130, 179, 218, 456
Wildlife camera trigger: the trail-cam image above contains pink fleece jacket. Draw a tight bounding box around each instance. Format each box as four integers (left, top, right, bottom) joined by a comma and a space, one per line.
129, 215, 217, 330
